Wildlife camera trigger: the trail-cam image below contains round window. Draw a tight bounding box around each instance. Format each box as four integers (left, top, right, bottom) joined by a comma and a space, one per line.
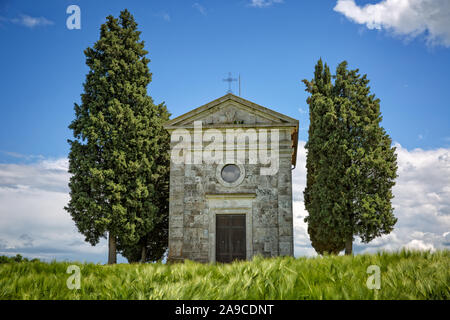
221, 164, 241, 183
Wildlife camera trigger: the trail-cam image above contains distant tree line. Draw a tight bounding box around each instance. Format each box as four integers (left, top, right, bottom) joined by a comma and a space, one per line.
0, 254, 40, 264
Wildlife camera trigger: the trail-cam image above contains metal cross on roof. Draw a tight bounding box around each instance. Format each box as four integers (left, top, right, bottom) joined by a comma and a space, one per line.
223, 72, 237, 94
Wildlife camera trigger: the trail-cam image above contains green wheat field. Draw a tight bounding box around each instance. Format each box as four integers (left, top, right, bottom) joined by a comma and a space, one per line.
0, 250, 448, 300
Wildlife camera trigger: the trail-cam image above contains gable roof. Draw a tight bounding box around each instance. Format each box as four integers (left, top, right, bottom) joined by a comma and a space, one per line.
164, 93, 299, 167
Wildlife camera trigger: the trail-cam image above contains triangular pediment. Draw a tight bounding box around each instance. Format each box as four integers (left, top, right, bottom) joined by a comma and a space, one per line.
164, 93, 298, 129
164, 93, 300, 166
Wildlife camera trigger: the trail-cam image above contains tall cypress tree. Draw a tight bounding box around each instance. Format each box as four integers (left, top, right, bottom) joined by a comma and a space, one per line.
303, 59, 347, 254
117, 101, 170, 263
303, 59, 398, 255
65, 10, 170, 264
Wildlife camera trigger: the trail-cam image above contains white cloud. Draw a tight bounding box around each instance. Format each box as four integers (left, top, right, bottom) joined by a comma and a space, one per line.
11, 14, 54, 28
1, 150, 44, 160
1, 140, 449, 262
0, 159, 69, 193
292, 141, 317, 256
0, 158, 119, 263
193, 3, 207, 16
404, 239, 435, 251
249, 0, 284, 8
292, 141, 450, 256
334, 0, 450, 47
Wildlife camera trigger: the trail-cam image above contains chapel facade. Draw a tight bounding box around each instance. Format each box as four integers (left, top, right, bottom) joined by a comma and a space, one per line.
164, 93, 298, 263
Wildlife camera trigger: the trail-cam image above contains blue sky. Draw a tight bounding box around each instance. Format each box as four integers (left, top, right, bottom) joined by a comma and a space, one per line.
0, 0, 449, 162
0, 0, 449, 263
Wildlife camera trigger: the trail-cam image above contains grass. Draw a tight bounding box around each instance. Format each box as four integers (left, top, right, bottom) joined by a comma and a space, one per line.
0, 250, 448, 300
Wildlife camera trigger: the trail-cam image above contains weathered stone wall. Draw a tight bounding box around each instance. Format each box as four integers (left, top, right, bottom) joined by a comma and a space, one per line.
167, 127, 294, 263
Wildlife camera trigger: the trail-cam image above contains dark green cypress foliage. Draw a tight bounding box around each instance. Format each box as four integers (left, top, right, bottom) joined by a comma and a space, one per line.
117, 101, 171, 263
303, 59, 398, 255
303, 59, 347, 254
65, 10, 170, 264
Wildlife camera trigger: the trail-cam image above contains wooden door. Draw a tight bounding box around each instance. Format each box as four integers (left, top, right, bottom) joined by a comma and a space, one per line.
216, 214, 246, 263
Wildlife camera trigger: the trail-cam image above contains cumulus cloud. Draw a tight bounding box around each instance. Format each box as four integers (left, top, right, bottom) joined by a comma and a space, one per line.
292, 141, 317, 256
0, 159, 69, 193
1, 140, 449, 262
334, 0, 450, 47
292, 141, 450, 256
249, 0, 284, 8
404, 239, 435, 251
0, 157, 115, 263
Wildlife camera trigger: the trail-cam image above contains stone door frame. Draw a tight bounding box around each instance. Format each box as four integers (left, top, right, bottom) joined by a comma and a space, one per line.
205, 193, 255, 263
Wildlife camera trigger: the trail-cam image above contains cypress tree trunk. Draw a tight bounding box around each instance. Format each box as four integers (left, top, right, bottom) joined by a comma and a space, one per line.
345, 238, 352, 255
108, 232, 117, 264
140, 245, 146, 263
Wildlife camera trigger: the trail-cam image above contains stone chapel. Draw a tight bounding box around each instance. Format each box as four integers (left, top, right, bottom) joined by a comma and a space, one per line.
164, 93, 299, 263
